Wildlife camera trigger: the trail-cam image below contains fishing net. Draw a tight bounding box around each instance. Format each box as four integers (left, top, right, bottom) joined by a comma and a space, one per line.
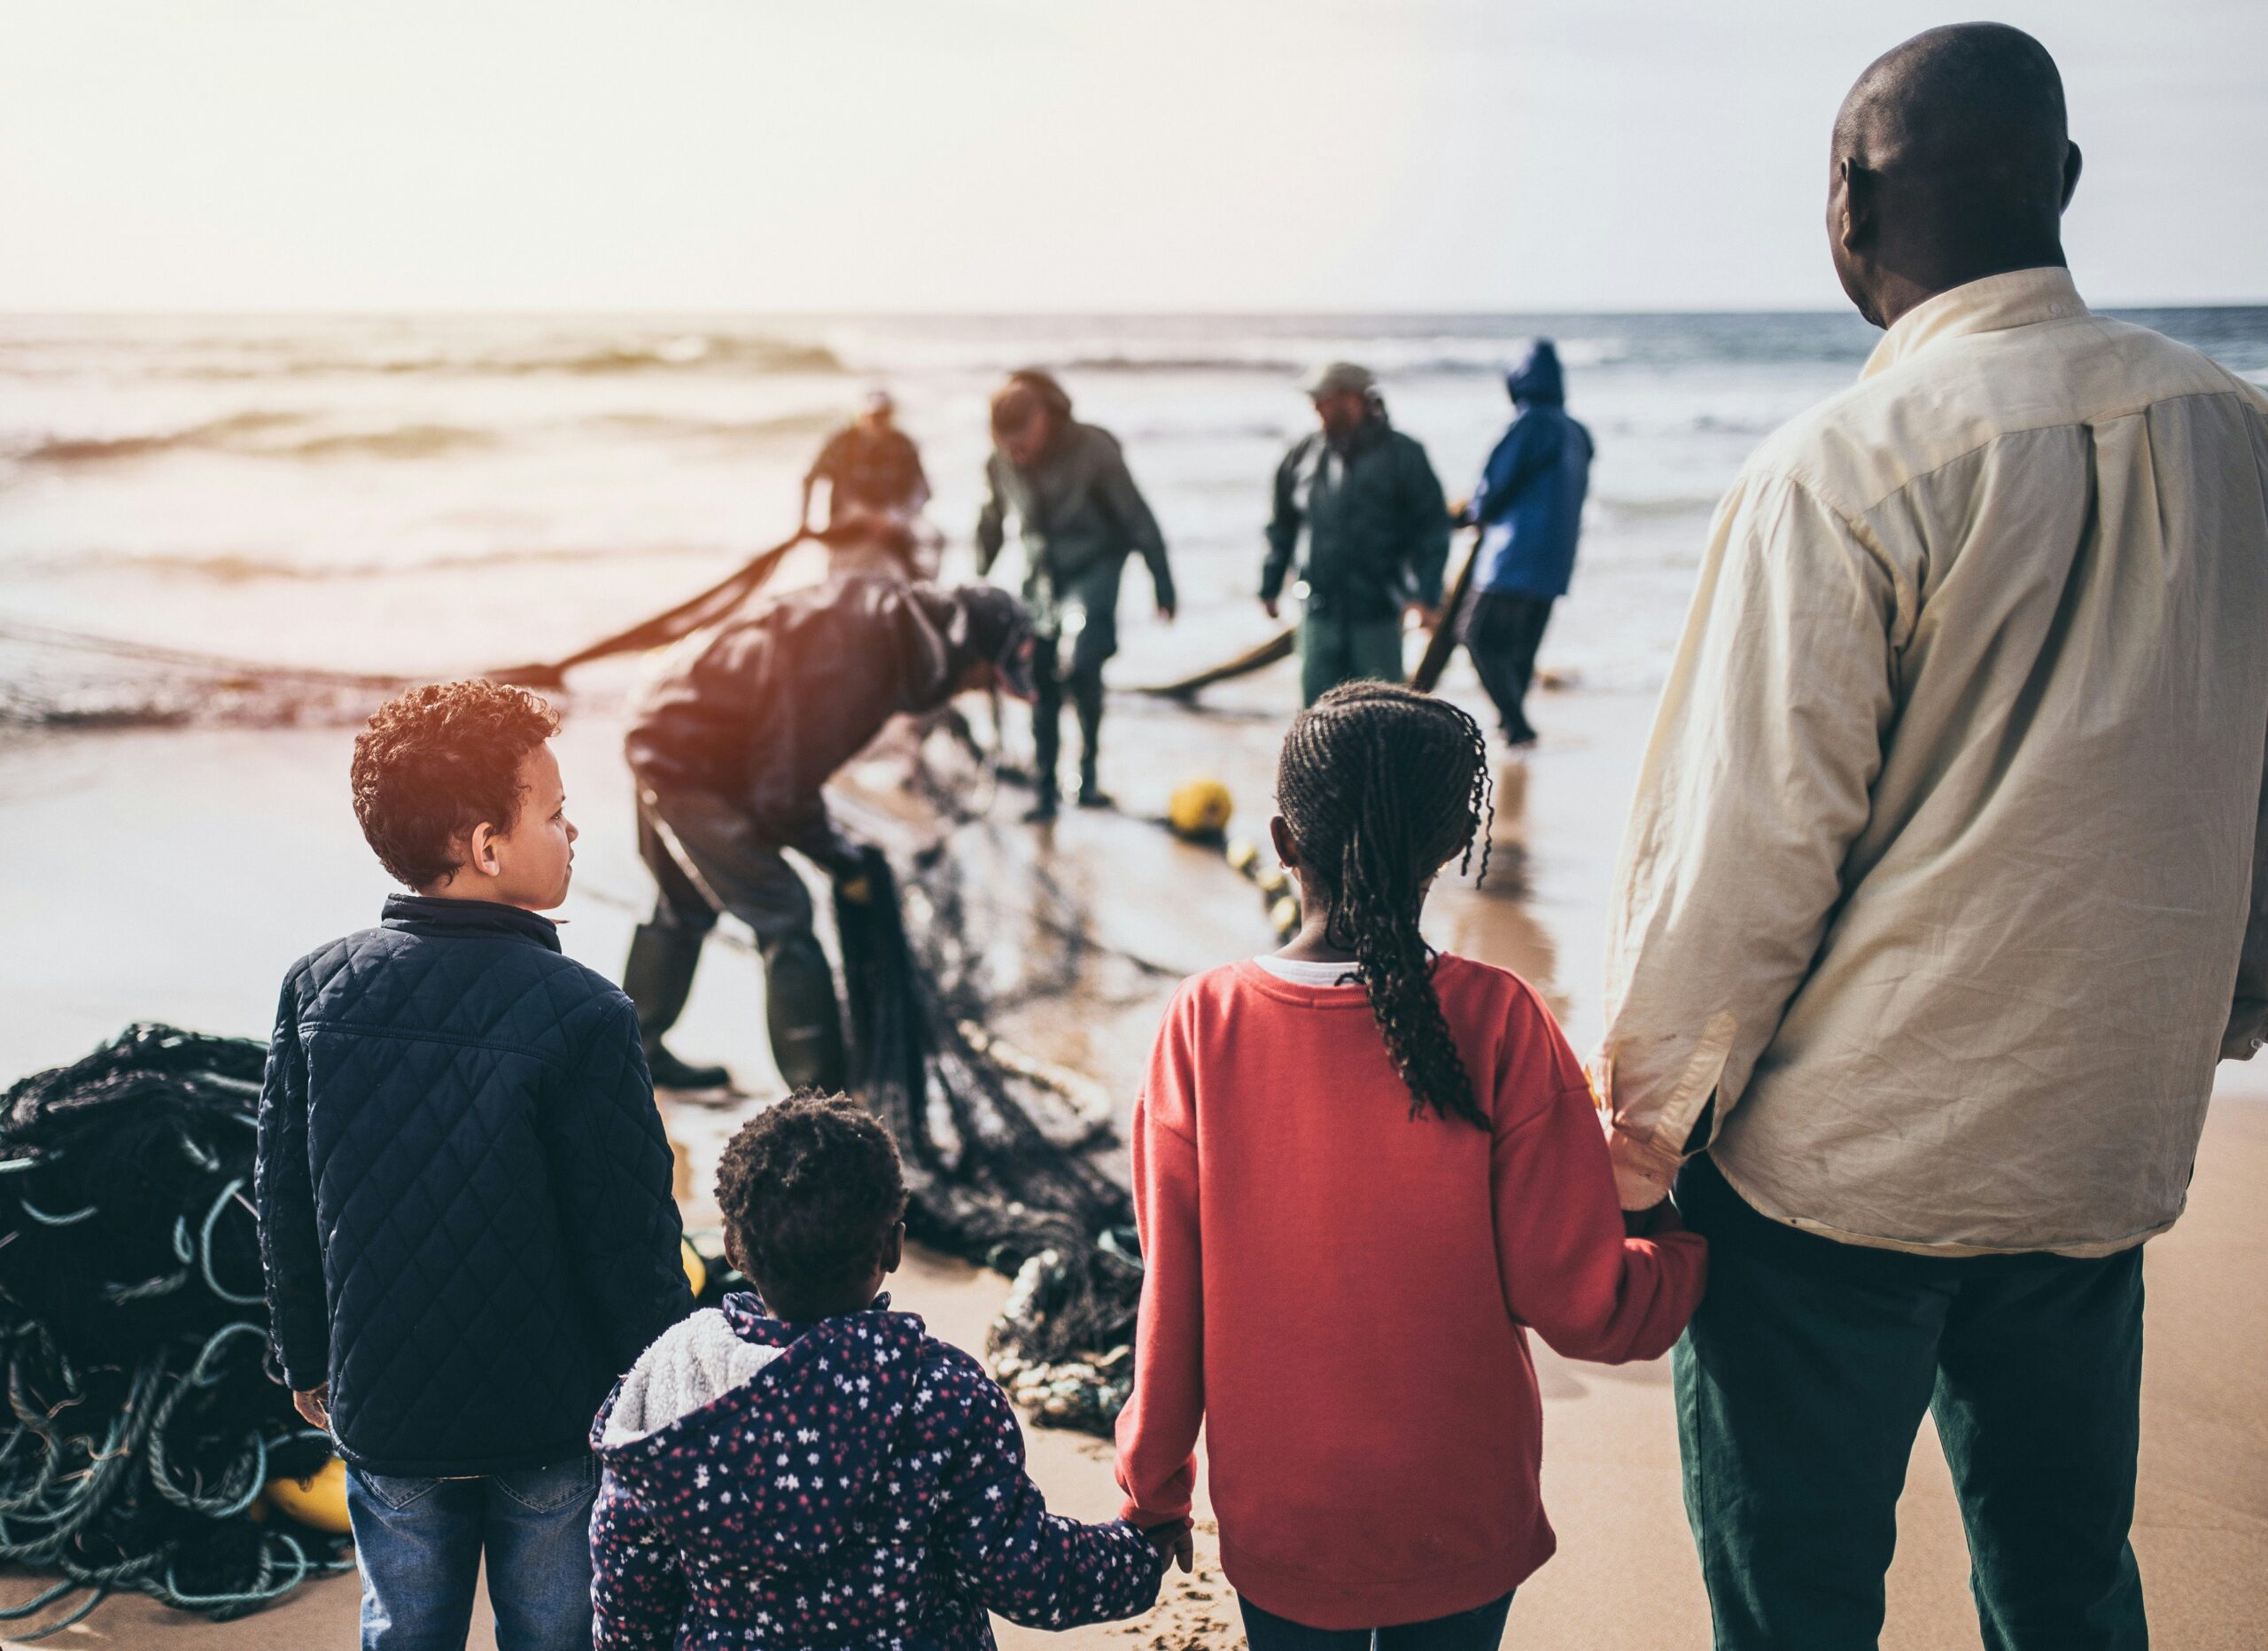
0, 1024, 353, 1638
836, 845, 1145, 1433
0, 529, 814, 731
0, 618, 412, 731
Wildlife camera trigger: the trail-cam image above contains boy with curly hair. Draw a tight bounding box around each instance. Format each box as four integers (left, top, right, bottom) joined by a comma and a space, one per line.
590, 1094, 1187, 1649
255, 680, 693, 1651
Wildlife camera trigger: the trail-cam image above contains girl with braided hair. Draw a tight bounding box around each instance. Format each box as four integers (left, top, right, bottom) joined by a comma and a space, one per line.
1114, 682, 1707, 1649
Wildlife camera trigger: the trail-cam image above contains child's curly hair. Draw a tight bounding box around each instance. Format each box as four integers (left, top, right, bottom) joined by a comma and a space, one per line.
716, 1094, 908, 1298
351, 681, 560, 890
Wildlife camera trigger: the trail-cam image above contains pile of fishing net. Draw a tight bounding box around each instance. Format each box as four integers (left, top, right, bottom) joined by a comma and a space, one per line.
0, 1025, 352, 1637
836, 846, 1145, 1435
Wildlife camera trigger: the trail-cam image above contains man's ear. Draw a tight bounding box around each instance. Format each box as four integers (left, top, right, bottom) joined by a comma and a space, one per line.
1836, 156, 1875, 254
1268, 814, 1301, 869
2060, 141, 2083, 212
879, 1221, 905, 1276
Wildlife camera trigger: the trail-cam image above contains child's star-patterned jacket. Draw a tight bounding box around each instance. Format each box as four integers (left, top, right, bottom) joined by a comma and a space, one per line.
590, 1293, 1165, 1649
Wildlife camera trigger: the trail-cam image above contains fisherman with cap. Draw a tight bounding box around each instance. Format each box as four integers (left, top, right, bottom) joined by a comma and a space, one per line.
1460, 339, 1593, 747
976, 370, 1176, 820
618, 579, 1035, 1092
800, 389, 937, 580
1262, 362, 1451, 705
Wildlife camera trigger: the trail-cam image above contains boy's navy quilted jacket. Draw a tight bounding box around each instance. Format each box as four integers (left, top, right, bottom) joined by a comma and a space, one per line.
589, 1294, 1165, 1650
254, 894, 694, 1476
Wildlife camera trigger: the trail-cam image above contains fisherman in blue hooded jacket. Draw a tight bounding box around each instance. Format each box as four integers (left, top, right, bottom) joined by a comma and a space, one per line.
1460, 340, 1593, 748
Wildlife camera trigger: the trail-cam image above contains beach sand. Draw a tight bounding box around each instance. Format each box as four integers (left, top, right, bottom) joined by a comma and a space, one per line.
3, 669, 2263, 1649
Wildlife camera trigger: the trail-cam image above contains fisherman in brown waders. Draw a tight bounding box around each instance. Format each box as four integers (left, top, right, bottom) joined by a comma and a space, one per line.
618, 580, 1035, 1092
800, 389, 939, 581
977, 370, 1176, 820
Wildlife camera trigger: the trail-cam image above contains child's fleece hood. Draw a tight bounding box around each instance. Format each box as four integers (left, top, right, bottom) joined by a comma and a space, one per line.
594, 1293, 926, 1565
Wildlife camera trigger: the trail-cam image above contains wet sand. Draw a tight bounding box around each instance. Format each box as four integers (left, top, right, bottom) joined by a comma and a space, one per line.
3, 666, 2264, 1648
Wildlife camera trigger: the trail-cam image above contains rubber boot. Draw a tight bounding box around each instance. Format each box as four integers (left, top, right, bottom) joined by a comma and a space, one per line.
1027, 674, 1063, 822
1073, 671, 1112, 809
622, 923, 730, 1088
763, 931, 848, 1094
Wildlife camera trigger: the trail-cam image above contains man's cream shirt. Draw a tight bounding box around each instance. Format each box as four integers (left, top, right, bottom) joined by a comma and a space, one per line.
1602, 267, 2268, 1256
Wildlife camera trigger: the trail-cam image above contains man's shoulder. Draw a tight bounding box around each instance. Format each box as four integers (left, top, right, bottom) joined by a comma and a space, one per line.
1747, 312, 2265, 517
1382, 424, 1433, 460
1068, 421, 1129, 464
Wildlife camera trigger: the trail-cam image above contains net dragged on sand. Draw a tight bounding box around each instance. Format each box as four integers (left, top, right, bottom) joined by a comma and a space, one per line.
0, 1025, 353, 1638
836, 845, 1145, 1434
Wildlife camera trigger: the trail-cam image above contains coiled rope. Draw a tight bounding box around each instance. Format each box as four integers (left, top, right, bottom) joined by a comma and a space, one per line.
0, 1026, 353, 1637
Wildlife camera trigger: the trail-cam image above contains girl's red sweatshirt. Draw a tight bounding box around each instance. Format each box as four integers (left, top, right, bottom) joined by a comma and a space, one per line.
1114, 954, 1707, 1631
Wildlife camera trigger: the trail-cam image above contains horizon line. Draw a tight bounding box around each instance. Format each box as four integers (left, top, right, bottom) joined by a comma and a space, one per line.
4, 298, 2265, 323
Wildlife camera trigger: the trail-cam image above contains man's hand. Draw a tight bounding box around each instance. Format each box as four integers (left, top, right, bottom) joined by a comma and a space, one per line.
1156, 601, 1177, 624
293, 1383, 331, 1431
1407, 602, 1442, 631
1138, 1519, 1194, 1573
1261, 596, 1280, 621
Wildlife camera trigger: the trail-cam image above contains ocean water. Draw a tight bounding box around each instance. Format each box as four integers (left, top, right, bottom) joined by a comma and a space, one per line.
4, 308, 2265, 710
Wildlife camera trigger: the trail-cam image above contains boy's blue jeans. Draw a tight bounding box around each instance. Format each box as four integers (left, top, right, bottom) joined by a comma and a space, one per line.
346, 1456, 601, 1651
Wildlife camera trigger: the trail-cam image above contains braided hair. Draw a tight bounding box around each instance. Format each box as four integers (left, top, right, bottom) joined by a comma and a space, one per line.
1275, 682, 1495, 1127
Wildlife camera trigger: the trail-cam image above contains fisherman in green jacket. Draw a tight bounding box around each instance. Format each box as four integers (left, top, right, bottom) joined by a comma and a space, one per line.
1262, 362, 1452, 705
978, 370, 1176, 820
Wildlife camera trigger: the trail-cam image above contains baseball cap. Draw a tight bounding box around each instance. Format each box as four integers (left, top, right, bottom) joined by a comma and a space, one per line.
1299, 361, 1378, 398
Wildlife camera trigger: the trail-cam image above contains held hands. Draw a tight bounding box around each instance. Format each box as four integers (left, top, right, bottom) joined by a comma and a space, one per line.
1260, 596, 1281, 621
293, 1383, 332, 1431
1139, 1518, 1195, 1573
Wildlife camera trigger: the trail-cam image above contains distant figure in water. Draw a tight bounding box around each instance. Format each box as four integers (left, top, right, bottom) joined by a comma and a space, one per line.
978, 370, 1176, 819
1262, 362, 1450, 706
619, 580, 1034, 1093
800, 389, 937, 580
1600, 23, 2268, 1649
1460, 340, 1592, 748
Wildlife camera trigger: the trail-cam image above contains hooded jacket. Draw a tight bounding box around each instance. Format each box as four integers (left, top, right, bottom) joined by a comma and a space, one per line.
625, 579, 1009, 860
1469, 342, 1594, 600
255, 896, 693, 1476
590, 1295, 1165, 1650
1262, 408, 1451, 621
975, 386, 1174, 648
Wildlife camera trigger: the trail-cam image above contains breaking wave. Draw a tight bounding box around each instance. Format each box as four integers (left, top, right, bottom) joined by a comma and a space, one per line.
9, 414, 494, 467
13, 541, 743, 585
7, 406, 843, 470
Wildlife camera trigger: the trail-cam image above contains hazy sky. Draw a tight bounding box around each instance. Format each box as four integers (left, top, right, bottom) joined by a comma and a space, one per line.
4, 0, 2261, 313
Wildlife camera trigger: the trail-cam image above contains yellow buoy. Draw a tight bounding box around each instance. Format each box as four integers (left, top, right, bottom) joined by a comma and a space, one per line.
1167, 777, 1234, 840
265, 1456, 352, 1535
1224, 837, 1261, 876
1256, 866, 1290, 899
681, 1238, 708, 1299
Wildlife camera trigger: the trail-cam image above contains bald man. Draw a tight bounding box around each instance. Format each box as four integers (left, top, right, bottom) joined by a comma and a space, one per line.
1600, 26, 2268, 1648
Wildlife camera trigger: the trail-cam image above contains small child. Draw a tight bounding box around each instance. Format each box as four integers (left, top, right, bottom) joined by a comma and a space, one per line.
592, 1095, 1184, 1650
1114, 682, 1708, 1648
255, 681, 694, 1651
